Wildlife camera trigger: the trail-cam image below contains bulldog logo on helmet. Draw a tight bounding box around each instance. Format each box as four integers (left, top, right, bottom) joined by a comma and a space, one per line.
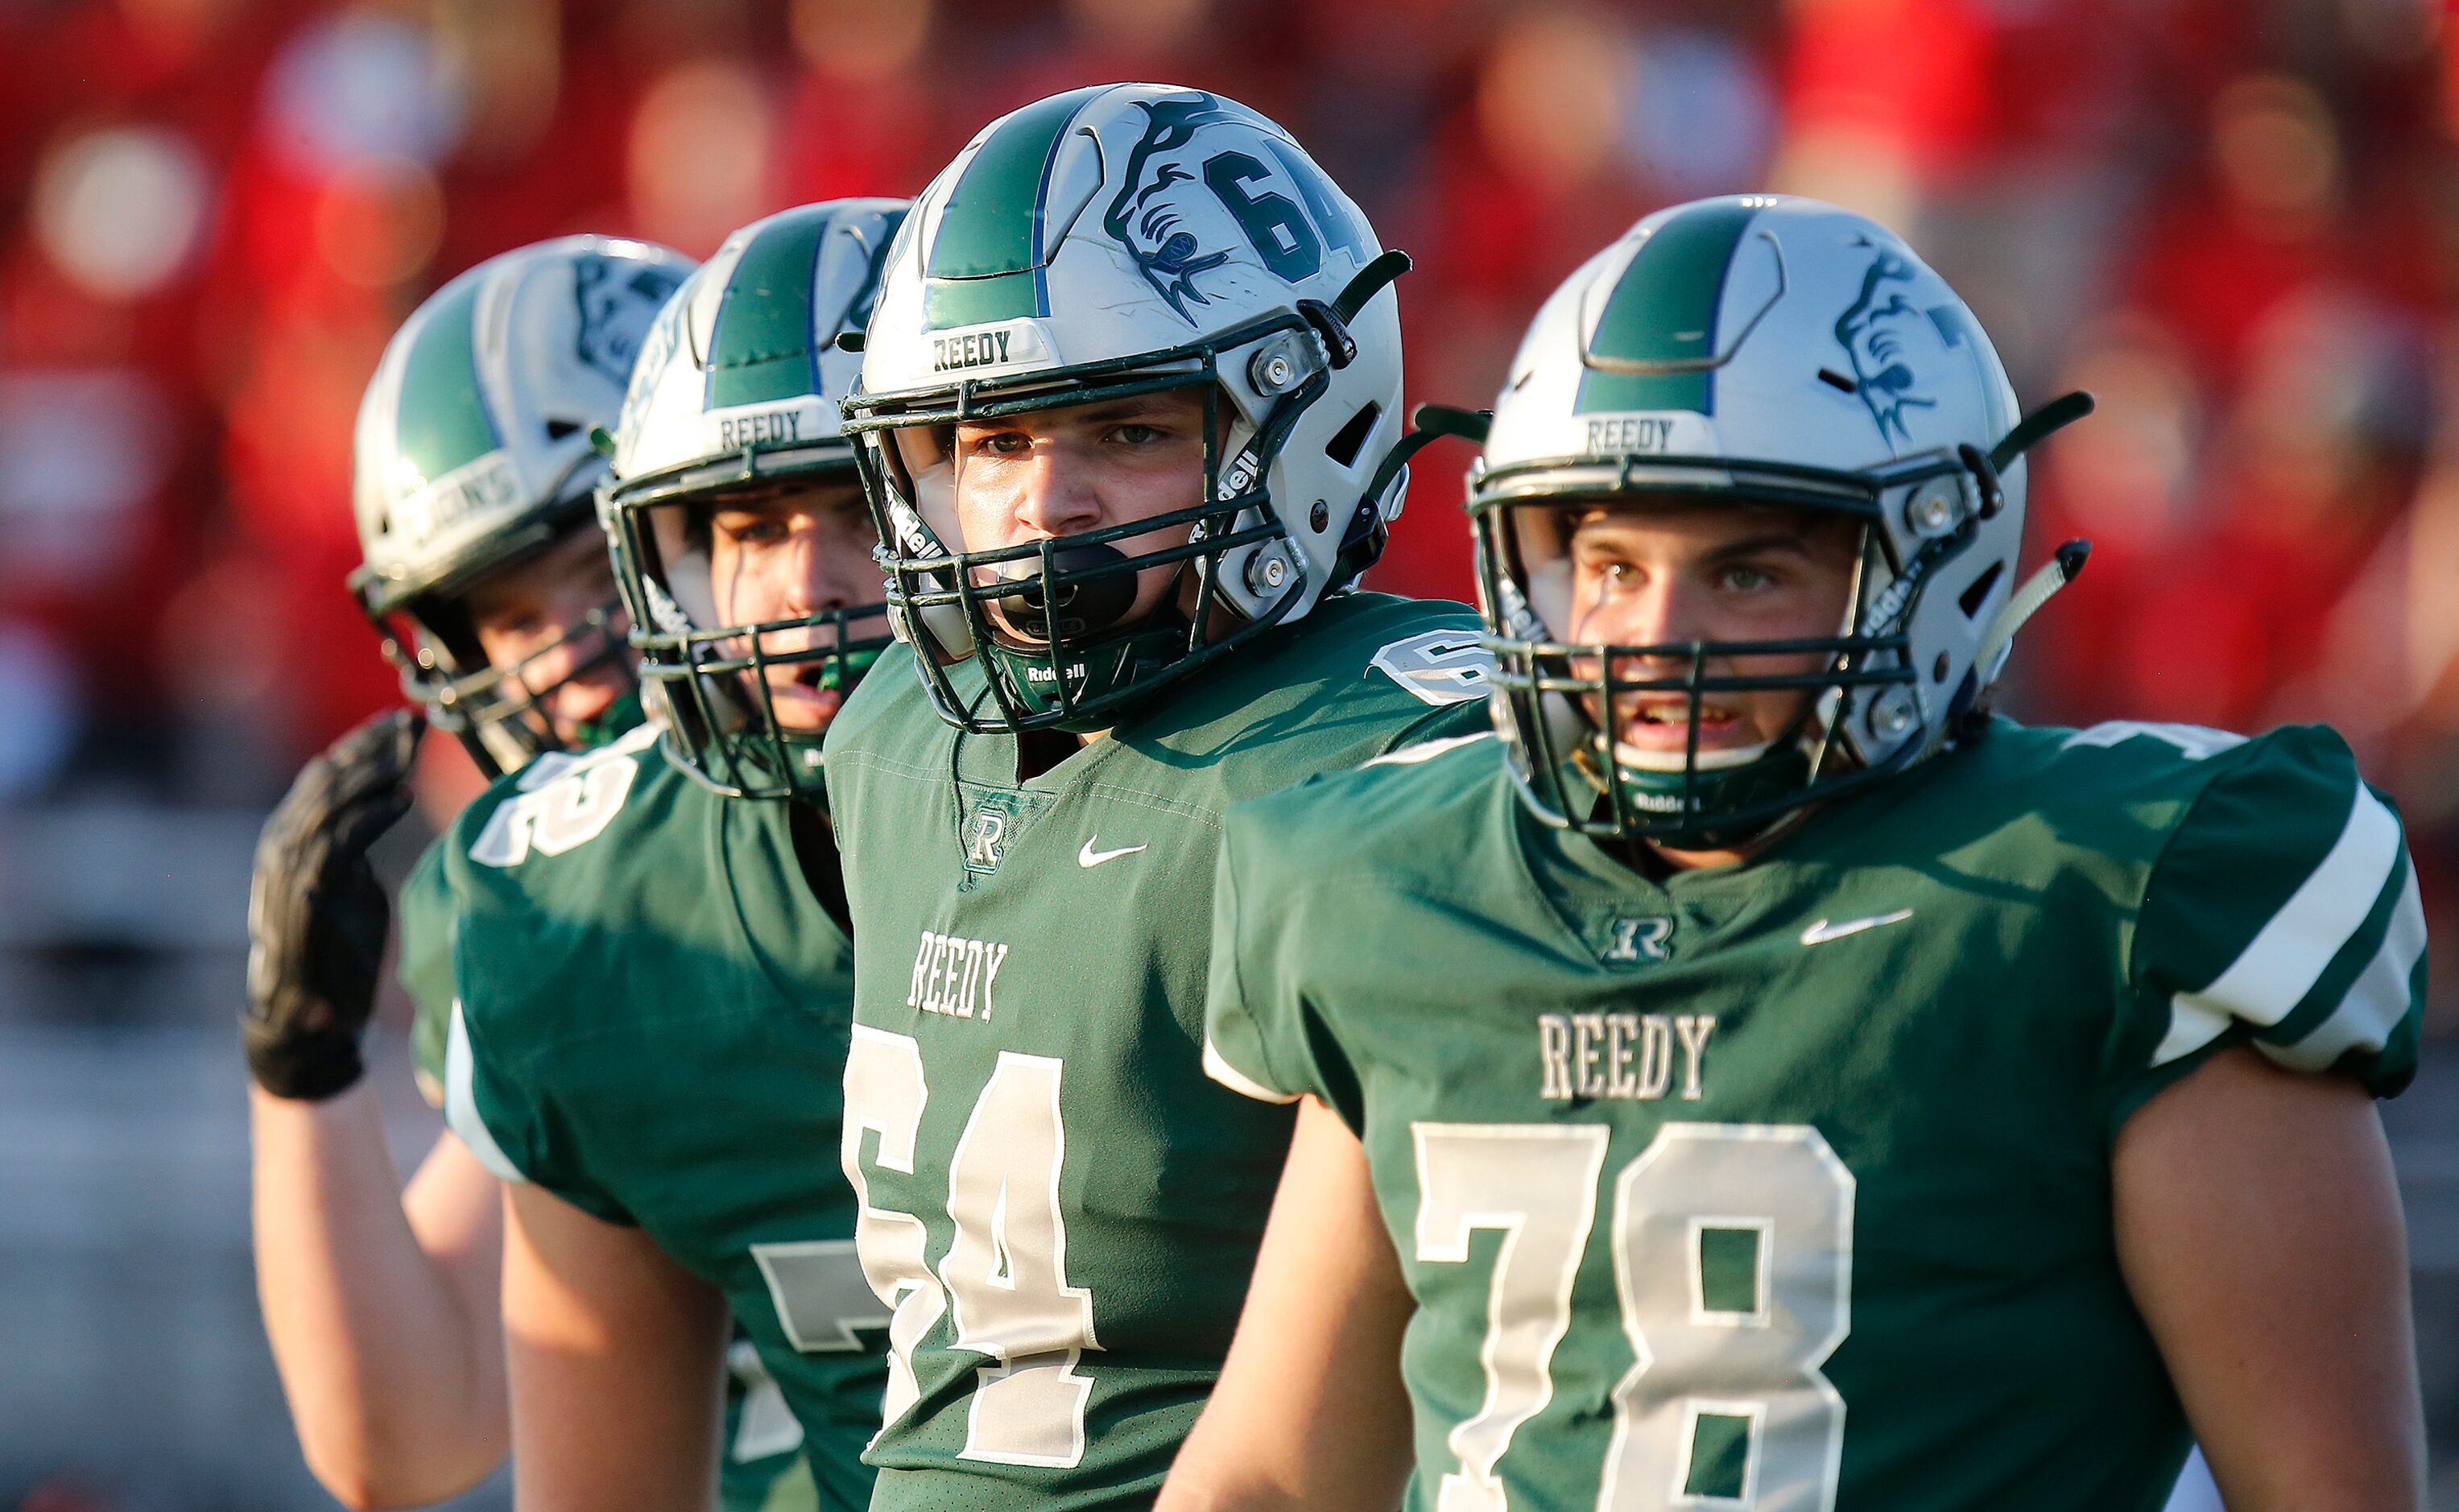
573, 258, 686, 386
1833, 249, 1952, 446
1101, 93, 1245, 322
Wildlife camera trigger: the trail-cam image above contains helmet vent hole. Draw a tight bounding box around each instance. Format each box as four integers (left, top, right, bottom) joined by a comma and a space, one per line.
1957, 562, 2005, 619
1932, 652, 1949, 683
1324, 402, 1380, 468
544, 418, 581, 440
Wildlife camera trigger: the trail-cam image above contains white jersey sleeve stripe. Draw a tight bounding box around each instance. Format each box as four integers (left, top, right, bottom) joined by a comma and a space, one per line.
2263, 860, 2426, 1074
2153, 781, 2402, 1066
1365, 731, 1497, 768
1202, 1036, 1300, 1105
444, 1001, 531, 1184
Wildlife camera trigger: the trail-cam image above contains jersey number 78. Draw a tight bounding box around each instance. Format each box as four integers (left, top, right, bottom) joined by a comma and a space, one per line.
1413, 1122, 1854, 1511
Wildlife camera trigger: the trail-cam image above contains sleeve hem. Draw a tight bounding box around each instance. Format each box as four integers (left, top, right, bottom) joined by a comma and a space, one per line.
443, 1001, 534, 1186
1203, 1036, 1301, 1104
2104, 1031, 2250, 1150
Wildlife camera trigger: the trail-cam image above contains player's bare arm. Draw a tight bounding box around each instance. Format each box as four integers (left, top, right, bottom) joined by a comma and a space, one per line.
1159, 1097, 1415, 1512
245, 708, 510, 1507
501, 1182, 732, 1512
2116, 1047, 2425, 1511
251, 1086, 508, 1508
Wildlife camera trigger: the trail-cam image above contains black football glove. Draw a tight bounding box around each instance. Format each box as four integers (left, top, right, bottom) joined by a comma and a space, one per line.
242, 707, 425, 1100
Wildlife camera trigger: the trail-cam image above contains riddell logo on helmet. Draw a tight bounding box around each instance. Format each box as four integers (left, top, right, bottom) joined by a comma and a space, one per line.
1217, 447, 1261, 497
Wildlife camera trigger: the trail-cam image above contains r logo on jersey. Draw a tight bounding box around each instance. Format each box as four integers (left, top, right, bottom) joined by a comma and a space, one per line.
965, 811, 1010, 872
1601, 915, 1674, 965
957, 788, 1045, 886
2060, 721, 2248, 761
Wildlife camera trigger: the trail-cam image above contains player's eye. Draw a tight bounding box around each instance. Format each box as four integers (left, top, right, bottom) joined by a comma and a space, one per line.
1107, 422, 1168, 446
960, 427, 1033, 456
1719, 562, 1779, 593
717, 513, 789, 547
1573, 547, 1642, 592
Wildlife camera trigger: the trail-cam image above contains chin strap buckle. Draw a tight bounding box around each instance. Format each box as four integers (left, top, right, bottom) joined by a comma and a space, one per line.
1299, 249, 1415, 373
1296, 299, 1359, 370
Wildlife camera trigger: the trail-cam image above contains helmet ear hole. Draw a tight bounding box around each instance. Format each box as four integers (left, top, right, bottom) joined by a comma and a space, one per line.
1323, 402, 1379, 468
545, 418, 581, 440
1957, 561, 2006, 620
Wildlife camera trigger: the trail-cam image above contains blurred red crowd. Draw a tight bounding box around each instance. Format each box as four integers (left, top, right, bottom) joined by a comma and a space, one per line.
2, 0, 2454, 1002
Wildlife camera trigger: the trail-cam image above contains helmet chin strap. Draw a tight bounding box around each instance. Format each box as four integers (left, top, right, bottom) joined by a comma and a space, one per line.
1975, 538, 2092, 686
1964, 389, 2102, 689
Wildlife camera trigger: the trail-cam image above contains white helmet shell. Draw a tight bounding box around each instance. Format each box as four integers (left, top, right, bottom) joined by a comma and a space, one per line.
858, 83, 1406, 626
352, 234, 693, 611
613, 198, 907, 492
1480, 194, 2030, 771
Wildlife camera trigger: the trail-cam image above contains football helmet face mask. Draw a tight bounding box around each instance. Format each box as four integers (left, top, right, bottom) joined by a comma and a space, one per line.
602, 199, 907, 803
1469, 196, 2091, 848
350, 235, 692, 777
843, 84, 1411, 734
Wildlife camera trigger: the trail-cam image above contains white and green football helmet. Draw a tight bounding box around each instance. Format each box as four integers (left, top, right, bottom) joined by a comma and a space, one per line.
602, 198, 907, 802
351, 234, 692, 776
842, 84, 1415, 733
1469, 194, 2094, 845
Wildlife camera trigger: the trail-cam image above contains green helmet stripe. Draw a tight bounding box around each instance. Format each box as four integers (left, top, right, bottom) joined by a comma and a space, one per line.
1574, 198, 1763, 417
924, 85, 1106, 330
395, 275, 502, 484
706, 210, 832, 411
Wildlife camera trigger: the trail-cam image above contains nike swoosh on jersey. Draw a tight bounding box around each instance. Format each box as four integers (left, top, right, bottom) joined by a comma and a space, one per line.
1078, 838, 1147, 869
1799, 909, 1914, 946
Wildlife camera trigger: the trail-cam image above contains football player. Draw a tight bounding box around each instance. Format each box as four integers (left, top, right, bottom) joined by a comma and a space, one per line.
243, 235, 736, 1507
442, 200, 907, 1511
1170, 196, 2427, 1510
820, 85, 1494, 1508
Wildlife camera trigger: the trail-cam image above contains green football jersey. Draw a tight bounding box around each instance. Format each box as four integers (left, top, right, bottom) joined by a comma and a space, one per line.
1206, 718, 2425, 1512
440, 722, 886, 1510
822, 592, 1494, 1510
402, 837, 457, 1108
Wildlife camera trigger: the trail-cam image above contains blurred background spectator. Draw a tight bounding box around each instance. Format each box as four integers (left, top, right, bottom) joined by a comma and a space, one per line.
0, 0, 2453, 1506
